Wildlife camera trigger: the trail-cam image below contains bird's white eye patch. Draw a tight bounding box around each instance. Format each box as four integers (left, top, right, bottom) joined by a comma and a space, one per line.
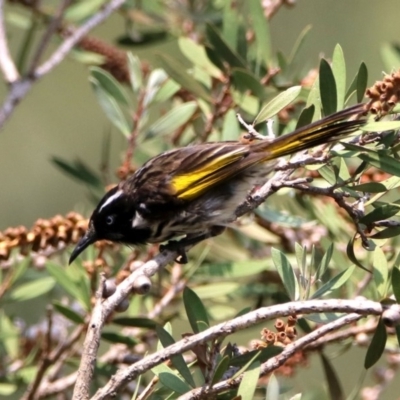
132, 211, 146, 228
99, 190, 123, 213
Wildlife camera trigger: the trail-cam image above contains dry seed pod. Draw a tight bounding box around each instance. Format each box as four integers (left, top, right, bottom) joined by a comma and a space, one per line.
132, 274, 151, 295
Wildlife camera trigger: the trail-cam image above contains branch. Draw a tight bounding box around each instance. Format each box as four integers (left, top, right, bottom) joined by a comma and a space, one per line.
178, 312, 363, 400
0, 0, 19, 83
91, 298, 383, 399
0, 0, 126, 129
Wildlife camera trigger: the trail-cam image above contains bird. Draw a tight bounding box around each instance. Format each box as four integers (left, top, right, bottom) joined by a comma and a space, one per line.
69, 103, 366, 264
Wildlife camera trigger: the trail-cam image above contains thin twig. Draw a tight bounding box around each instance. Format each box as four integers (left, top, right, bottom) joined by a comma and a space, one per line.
28, 0, 72, 73
72, 273, 106, 400
0, 0, 19, 82
0, 0, 126, 129
91, 299, 383, 399
177, 313, 363, 400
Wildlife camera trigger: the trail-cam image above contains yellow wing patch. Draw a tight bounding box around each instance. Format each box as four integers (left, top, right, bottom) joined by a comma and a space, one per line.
171, 148, 245, 200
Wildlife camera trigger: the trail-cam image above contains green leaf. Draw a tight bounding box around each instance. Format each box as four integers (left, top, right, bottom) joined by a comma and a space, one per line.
356, 62, 368, 103
222, 109, 241, 141
350, 182, 388, 193
296, 104, 315, 129
90, 78, 131, 138
152, 79, 181, 103
391, 267, 400, 303
10, 276, 55, 301
156, 325, 195, 387
316, 243, 334, 281
346, 235, 371, 272
211, 354, 231, 385
112, 317, 157, 329
193, 282, 239, 299
158, 54, 212, 102
52, 157, 103, 189
144, 102, 197, 140
364, 318, 387, 369
0, 311, 19, 358
381, 43, 400, 72
266, 373, 279, 400
46, 262, 90, 309
373, 247, 389, 299
237, 361, 261, 400
287, 25, 312, 66
371, 226, 400, 239
320, 352, 344, 400
332, 44, 346, 110
65, 0, 105, 23
183, 287, 209, 333
53, 302, 84, 324
9, 257, 30, 286
311, 265, 355, 299
361, 120, 400, 132
342, 143, 400, 177
360, 204, 400, 225
205, 23, 247, 69
232, 68, 267, 99
127, 53, 143, 92
222, 0, 239, 48
158, 372, 191, 394
101, 331, 138, 346
90, 66, 129, 106
178, 37, 223, 79
255, 86, 302, 124
272, 248, 299, 300
319, 58, 337, 115
249, 0, 272, 68
0, 383, 17, 396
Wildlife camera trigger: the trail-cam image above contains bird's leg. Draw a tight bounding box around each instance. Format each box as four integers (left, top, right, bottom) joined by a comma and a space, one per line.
160, 226, 226, 264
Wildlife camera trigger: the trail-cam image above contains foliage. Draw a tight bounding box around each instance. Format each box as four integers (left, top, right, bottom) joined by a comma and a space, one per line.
2, 1, 400, 399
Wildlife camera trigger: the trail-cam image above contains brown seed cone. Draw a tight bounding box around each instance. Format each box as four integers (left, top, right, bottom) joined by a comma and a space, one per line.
75, 34, 130, 84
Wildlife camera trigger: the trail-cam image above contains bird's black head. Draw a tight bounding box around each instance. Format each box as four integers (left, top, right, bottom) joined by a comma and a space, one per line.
69, 185, 151, 264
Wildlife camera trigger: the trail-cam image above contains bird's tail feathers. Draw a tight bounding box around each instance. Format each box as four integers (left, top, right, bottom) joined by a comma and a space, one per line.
252, 103, 366, 161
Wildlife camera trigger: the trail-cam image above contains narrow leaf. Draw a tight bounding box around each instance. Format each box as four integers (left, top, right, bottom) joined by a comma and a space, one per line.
311, 265, 355, 299
272, 248, 299, 300
249, 0, 272, 68
10, 277, 55, 301
101, 331, 137, 346
364, 318, 387, 369
360, 204, 400, 225
90, 78, 131, 138
53, 302, 84, 324
316, 243, 334, 280
112, 317, 157, 329
237, 361, 261, 400
320, 352, 344, 400
255, 86, 302, 124
319, 58, 337, 115
206, 23, 247, 69
156, 325, 195, 387
373, 247, 389, 299
357, 62, 368, 103
392, 267, 400, 303
158, 54, 212, 102
183, 287, 209, 333
90, 66, 129, 106
158, 372, 191, 394
332, 44, 346, 110
144, 102, 197, 140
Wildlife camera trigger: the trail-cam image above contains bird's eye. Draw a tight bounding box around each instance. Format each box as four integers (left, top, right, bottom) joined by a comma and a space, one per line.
106, 215, 115, 225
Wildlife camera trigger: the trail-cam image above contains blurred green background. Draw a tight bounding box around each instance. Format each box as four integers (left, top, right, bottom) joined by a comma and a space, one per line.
1, 0, 400, 230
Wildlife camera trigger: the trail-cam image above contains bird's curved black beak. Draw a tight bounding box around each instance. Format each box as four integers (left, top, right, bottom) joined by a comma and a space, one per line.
69, 224, 97, 264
